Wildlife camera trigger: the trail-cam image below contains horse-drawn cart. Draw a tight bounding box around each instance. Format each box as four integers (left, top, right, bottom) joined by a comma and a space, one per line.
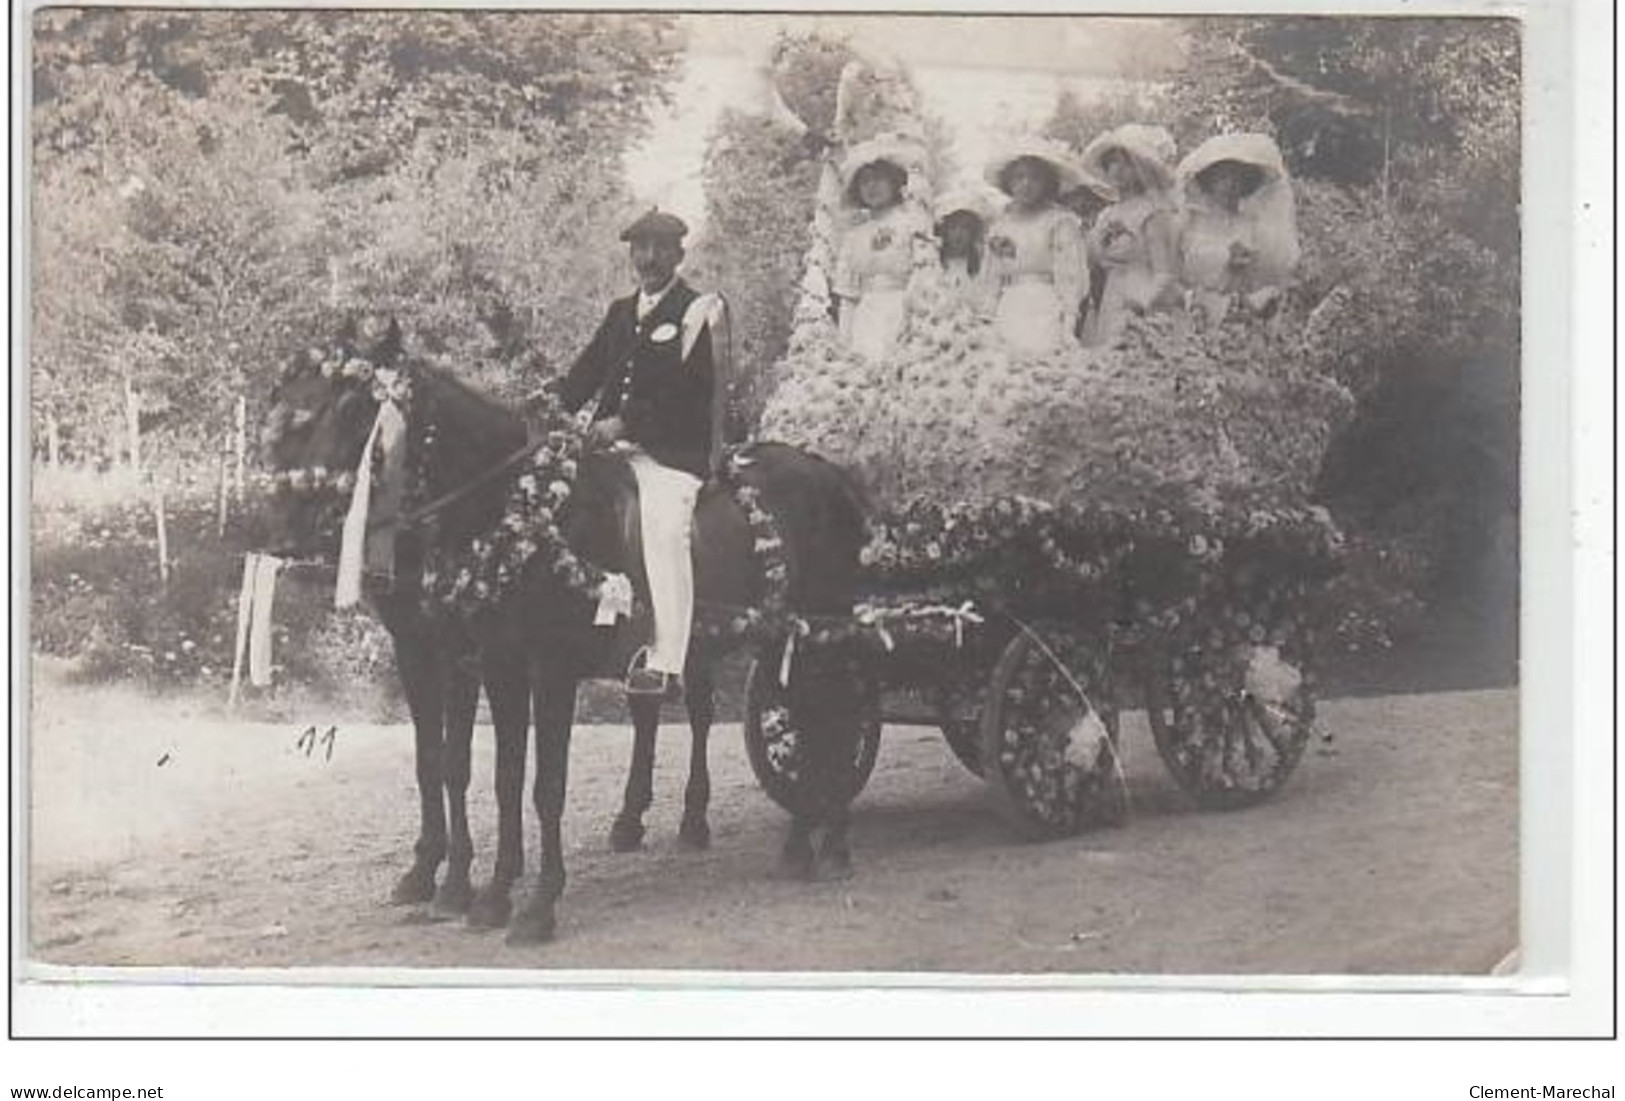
738, 492, 1342, 840
729, 46, 1354, 843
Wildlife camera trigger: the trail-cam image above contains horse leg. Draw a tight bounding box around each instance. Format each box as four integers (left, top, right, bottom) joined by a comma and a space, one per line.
470, 650, 529, 930
431, 661, 479, 916
791, 650, 859, 882
677, 656, 714, 850
816, 800, 854, 881
780, 816, 817, 881
390, 630, 446, 905
609, 695, 659, 852
812, 662, 859, 881
508, 665, 578, 946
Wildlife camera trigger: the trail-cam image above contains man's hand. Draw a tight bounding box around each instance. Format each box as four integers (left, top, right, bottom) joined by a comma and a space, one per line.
585, 416, 625, 448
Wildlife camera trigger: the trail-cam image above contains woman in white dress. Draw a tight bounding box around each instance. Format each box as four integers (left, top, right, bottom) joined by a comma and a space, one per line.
831, 135, 932, 362
1175, 132, 1301, 323
1080, 124, 1181, 346
981, 139, 1090, 357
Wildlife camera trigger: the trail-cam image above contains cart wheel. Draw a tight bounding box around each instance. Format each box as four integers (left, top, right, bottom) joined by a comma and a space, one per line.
743, 654, 881, 818
979, 629, 1126, 840
940, 719, 984, 776
1145, 607, 1316, 809
935, 686, 984, 777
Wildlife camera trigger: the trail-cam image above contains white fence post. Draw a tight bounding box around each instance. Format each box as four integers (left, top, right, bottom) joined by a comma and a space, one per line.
124, 374, 142, 475
154, 481, 170, 587
234, 394, 247, 504
217, 452, 231, 537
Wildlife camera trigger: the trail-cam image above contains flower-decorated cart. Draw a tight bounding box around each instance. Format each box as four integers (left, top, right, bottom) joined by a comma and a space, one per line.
733, 460, 1344, 840
734, 49, 1352, 839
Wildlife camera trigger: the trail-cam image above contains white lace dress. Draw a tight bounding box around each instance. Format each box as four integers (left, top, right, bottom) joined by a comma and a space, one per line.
832, 203, 931, 362
982, 205, 1087, 357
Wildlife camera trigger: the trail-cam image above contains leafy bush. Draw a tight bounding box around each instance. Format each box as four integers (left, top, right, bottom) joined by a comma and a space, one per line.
34, 488, 246, 686
30, 472, 399, 710
32, 10, 683, 470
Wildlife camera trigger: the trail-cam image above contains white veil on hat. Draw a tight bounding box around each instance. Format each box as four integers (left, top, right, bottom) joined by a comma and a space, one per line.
1175, 132, 1300, 295
1080, 124, 1177, 193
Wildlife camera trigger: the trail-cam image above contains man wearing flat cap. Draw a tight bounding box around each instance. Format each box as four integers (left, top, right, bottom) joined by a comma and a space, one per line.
556, 208, 731, 698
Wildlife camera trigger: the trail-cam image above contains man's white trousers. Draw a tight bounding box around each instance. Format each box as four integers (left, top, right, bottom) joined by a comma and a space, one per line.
623, 448, 702, 677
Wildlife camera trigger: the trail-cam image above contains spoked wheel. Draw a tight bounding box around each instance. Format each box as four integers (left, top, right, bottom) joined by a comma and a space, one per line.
743, 652, 882, 818
934, 684, 984, 777
1145, 602, 1317, 809
979, 627, 1126, 840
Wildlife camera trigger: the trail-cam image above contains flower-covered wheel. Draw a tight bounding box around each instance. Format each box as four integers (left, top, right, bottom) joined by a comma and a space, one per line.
935, 685, 984, 777
743, 654, 882, 818
978, 629, 1126, 840
1145, 600, 1316, 809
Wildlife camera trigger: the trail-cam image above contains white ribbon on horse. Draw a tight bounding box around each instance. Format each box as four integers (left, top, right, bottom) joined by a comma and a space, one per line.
247, 554, 282, 686
228, 551, 283, 702
778, 618, 810, 687
594, 573, 634, 627
335, 400, 408, 610
228, 552, 258, 707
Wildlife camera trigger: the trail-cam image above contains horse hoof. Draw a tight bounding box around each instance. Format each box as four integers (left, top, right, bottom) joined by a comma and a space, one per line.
608, 818, 646, 853
466, 888, 513, 931
433, 876, 474, 917
677, 819, 711, 851
390, 864, 438, 906
505, 903, 557, 946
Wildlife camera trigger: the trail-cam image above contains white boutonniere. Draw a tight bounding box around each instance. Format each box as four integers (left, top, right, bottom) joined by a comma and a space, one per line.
648, 322, 679, 344
370, 365, 412, 405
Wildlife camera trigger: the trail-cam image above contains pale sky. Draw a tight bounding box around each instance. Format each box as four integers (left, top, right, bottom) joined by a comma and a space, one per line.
625, 14, 1180, 230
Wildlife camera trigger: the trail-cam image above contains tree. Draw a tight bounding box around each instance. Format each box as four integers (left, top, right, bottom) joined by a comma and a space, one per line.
1042, 84, 1175, 154
1166, 16, 1521, 633
686, 110, 827, 436
1170, 17, 1518, 258
30, 10, 686, 466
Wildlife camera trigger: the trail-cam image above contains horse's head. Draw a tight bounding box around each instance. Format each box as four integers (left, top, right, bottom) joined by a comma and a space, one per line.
258, 315, 404, 560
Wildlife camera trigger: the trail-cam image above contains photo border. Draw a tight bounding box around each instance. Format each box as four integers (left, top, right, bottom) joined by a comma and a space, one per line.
7, 0, 1613, 1041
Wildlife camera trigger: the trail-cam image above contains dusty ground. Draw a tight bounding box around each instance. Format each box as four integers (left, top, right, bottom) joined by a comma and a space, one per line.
26, 660, 1516, 977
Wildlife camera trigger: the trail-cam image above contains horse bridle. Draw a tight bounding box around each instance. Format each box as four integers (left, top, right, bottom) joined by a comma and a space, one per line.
385, 436, 547, 532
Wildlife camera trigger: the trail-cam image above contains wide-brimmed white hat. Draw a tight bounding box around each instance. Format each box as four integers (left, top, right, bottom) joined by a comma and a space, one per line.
982, 137, 1090, 195
1060, 169, 1119, 206
839, 132, 928, 187
1175, 132, 1289, 201
931, 184, 1003, 224
1081, 123, 1177, 191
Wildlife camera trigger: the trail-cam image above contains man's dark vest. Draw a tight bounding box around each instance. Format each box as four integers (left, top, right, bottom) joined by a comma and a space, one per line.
558, 279, 715, 479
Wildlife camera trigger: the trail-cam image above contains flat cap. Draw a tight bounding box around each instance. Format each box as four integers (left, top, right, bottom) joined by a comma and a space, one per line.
619, 208, 688, 243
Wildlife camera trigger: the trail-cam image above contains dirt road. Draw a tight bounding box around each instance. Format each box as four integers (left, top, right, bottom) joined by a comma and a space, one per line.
27, 672, 1516, 976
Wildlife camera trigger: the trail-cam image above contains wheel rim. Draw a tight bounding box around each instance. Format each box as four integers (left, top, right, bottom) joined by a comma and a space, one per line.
1148, 605, 1315, 807
744, 657, 881, 814
934, 684, 984, 776
981, 630, 1124, 838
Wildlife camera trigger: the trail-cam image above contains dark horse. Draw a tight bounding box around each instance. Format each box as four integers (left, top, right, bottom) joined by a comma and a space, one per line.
260, 330, 869, 943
